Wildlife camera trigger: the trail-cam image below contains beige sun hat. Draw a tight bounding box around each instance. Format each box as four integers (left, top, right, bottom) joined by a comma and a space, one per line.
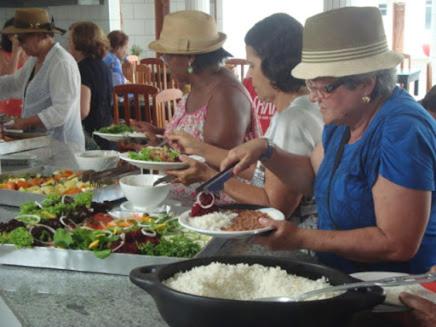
1, 8, 65, 35
292, 6, 403, 80
149, 10, 226, 54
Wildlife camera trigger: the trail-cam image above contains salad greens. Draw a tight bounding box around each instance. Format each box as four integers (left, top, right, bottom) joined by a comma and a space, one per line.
128, 146, 180, 162
19, 192, 92, 219
98, 124, 133, 134
1, 227, 33, 248
138, 235, 201, 258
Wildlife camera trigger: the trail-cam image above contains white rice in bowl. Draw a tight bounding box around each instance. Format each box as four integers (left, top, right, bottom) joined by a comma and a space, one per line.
188, 211, 238, 231
163, 262, 333, 301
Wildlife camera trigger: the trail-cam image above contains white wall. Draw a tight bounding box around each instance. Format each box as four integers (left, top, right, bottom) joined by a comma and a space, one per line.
119, 0, 185, 59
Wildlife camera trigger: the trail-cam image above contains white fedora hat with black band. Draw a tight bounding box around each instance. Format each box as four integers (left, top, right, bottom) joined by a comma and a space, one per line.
292, 6, 403, 80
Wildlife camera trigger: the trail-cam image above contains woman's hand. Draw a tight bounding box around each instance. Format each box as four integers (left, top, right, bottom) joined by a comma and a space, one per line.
166, 155, 215, 185
166, 131, 203, 155
253, 218, 303, 251
398, 266, 436, 327
117, 141, 143, 152
221, 138, 268, 175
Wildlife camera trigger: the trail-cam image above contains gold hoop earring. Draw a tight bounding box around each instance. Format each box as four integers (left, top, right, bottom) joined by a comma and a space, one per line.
361, 96, 371, 103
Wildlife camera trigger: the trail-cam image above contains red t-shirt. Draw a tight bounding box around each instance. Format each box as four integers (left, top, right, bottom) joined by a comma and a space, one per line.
243, 77, 276, 135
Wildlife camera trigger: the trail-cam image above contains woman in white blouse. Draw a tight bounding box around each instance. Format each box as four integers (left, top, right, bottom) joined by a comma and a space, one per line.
0, 8, 84, 152
166, 14, 323, 217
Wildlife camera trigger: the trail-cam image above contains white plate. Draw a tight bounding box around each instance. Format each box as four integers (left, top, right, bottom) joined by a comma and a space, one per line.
119, 152, 204, 171
178, 207, 285, 239
126, 132, 149, 139
93, 131, 130, 142
119, 201, 171, 214
351, 271, 436, 306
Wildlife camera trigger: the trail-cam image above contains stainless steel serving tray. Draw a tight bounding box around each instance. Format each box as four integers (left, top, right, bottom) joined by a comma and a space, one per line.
0, 245, 185, 276
0, 165, 129, 207
0, 238, 223, 276
0, 135, 51, 155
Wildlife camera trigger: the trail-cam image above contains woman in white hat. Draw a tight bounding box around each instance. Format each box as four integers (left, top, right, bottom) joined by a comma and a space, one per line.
221, 7, 435, 274
165, 13, 323, 219
132, 10, 261, 204
133, 10, 260, 148
0, 8, 84, 153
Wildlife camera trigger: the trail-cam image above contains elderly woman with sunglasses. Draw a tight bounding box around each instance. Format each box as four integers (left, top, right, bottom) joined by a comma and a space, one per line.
221, 7, 436, 274
0, 8, 84, 152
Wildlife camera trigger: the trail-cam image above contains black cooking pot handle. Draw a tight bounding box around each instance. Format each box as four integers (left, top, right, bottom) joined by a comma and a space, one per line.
129, 264, 163, 293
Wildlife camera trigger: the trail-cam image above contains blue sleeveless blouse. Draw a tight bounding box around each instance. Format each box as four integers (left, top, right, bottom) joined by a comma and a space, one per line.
314, 87, 436, 274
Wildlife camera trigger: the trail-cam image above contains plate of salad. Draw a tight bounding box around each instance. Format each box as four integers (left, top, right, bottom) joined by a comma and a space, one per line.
93, 124, 148, 142
0, 192, 208, 259
120, 146, 204, 170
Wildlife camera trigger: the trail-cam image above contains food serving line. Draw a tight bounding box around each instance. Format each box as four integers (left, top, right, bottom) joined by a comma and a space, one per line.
0, 132, 434, 327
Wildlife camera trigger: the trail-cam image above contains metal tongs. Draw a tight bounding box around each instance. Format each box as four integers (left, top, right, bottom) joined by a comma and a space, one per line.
195, 163, 236, 193
258, 272, 436, 302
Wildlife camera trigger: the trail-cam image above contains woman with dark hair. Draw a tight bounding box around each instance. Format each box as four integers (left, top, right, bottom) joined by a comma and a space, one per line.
103, 30, 129, 86
0, 18, 27, 75
68, 21, 113, 149
0, 8, 84, 152
166, 13, 323, 216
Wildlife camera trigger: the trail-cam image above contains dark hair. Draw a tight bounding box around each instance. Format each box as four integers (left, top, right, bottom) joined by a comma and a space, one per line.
244, 13, 304, 93
1, 18, 15, 52
421, 85, 436, 113
191, 47, 232, 73
107, 30, 128, 50
70, 22, 109, 59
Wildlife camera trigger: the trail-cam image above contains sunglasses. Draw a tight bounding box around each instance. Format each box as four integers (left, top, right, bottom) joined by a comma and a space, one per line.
306, 78, 346, 99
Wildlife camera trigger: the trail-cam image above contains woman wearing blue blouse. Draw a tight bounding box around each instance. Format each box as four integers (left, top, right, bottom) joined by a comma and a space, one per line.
221, 7, 435, 274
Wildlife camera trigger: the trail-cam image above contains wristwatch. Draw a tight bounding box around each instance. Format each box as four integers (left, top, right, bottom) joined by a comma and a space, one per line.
259, 137, 274, 162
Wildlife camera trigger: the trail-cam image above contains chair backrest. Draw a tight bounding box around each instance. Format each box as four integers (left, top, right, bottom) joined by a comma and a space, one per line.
113, 84, 159, 125
139, 57, 168, 90
426, 61, 433, 92
155, 88, 183, 129
225, 58, 250, 82
135, 64, 152, 84
122, 61, 136, 83
400, 53, 411, 71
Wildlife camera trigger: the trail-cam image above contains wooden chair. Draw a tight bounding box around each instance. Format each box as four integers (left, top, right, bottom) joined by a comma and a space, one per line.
225, 58, 250, 82
113, 84, 159, 125
426, 61, 432, 92
134, 64, 152, 84
139, 57, 167, 90
155, 88, 183, 129
122, 61, 136, 83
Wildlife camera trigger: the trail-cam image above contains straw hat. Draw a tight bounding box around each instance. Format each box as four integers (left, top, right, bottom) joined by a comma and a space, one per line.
149, 10, 226, 54
1, 8, 65, 35
292, 7, 403, 80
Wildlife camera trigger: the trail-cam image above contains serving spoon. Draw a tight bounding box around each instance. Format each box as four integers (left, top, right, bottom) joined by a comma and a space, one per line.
258, 272, 436, 302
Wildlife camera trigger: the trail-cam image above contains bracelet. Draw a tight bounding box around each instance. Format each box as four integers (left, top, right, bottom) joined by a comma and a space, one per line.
259, 138, 274, 162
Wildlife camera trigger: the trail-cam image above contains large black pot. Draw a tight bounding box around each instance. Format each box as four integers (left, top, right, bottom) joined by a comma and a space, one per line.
130, 256, 385, 327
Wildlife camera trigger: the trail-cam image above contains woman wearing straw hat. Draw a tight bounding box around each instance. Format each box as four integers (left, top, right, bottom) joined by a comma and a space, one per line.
0, 8, 84, 153
132, 10, 260, 204
132, 10, 260, 148
221, 7, 435, 274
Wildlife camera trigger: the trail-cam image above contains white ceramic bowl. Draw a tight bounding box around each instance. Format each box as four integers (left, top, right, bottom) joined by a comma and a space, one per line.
74, 150, 120, 172
119, 174, 170, 210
